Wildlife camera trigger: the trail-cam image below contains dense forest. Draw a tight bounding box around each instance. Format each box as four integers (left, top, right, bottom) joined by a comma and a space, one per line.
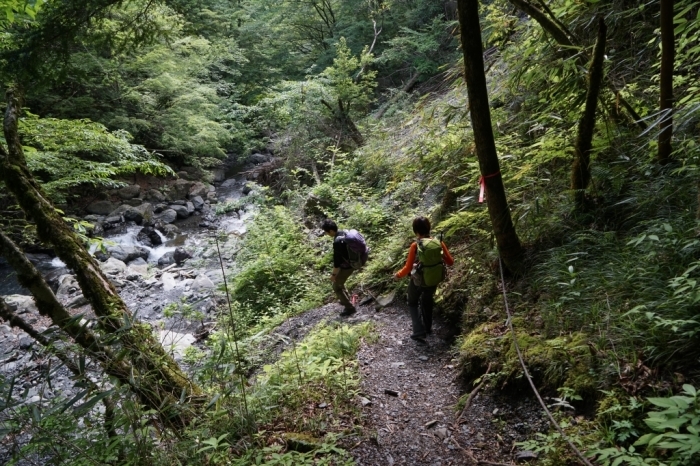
1, 0, 700, 464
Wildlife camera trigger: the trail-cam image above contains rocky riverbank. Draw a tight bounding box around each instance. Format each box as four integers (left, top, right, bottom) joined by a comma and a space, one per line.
0, 154, 275, 462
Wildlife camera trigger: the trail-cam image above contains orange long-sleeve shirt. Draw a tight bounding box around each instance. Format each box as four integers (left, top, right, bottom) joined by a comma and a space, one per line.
395, 240, 454, 278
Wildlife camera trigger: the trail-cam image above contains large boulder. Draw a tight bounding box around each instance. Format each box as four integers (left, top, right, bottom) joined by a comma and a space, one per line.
86, 200, 116, 216
157, 252, 176, 266
156, 209, 178, 224
160, 224, 179, 238
170, 179, 195, 200
118, 184, 141, 200
136, 226, 162, 247
106, 245, 150, 263
249, 153, 270, 164
170, 205, 190, 219
56, 274, 79, 300
131, 203, 154, 225
191, 195, 205, 211
100, 257, 127, 275
107, 205, 130, 218
146, 189, 166, 202
173, 247, 192, 265
2, 295, 38, 315
191, 274, 215, 291
188, 182, 209, 198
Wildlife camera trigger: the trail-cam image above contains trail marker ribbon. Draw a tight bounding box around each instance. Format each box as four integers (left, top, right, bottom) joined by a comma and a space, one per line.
478, 171, 501, 203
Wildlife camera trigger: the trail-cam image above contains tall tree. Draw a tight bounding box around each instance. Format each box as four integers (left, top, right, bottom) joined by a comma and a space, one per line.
457, 0, 524, 272
658, 0, 675, 164
571, 17, 607, 210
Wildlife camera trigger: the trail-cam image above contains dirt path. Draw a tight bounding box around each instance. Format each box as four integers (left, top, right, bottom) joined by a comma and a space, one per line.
263, 300, 546, 465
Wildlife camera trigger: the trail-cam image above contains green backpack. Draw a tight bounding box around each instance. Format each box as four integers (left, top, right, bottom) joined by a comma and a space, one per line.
415, 238, 445, 287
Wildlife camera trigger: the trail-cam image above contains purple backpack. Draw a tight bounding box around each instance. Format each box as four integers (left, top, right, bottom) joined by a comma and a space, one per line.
339, 229, 369, 270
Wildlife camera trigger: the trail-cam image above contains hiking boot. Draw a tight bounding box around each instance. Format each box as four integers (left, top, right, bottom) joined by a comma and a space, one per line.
340, 306, 357, 317
410, 335, 427, 345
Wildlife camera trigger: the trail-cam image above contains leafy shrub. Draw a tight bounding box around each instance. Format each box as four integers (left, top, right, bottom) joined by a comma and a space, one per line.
229, 206, 325, 325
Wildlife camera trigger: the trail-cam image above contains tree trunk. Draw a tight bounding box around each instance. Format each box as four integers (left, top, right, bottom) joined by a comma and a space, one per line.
457, 0, 524, 273
572, 17, 607, 210
508, 0, 646, 131
0, 92, 201, 428
658, 0, 674, 164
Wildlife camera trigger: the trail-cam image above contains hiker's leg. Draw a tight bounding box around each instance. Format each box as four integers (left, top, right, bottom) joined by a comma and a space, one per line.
421, 285, 437, 334
333, 268, 354, 310
407, 280, 426, 338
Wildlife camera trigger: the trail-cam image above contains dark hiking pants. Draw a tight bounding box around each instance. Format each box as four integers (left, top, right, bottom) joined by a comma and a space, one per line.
407, 280, 437, 338
333, 268, 355, 310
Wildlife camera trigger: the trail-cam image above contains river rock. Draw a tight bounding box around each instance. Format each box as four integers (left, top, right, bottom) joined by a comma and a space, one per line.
161, 272, 177, 291
154, 224, 177, 238
171, 205, 190, 219
157, 209, 178, 224
191, 195, 205, 210
186, 202, 195, 214
146, 189, 166, 202
19, 336, 33, 350
158, 330, 195, 357
104, 215, 123, 226
56, 275, 79, 299
158, 253, 175, 267
86, 200, 116, 216
100, 257, 127, 275
242, 182, 255, 195
191, 274, 215, 290
136, 226, 162, 247
170, 179, 195, 200
188, 182, 208, 198
2, 295, 38, 315
173, 247, 192, 265
66, 294, 88, 309
124, 198, 144, 207
249, 153, 270, 164
118, 185, 141, 199
206, 191, 218, 203
106, 245, 149, 263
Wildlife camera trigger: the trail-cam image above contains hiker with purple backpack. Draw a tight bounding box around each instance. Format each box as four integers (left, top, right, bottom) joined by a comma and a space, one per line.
321, 219, 369, 316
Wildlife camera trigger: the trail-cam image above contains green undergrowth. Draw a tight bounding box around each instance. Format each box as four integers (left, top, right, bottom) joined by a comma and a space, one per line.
3, 320, 372, 465
157, 320, 374, 465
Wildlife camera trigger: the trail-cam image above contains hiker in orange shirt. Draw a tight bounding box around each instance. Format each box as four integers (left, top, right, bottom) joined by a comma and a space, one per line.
394, 216, 454, 344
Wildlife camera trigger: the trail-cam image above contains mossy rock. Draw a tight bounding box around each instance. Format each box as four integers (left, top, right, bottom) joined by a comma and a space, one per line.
503, 330, 596, 393
281, 432, 322, 453
459, 319, 597, 394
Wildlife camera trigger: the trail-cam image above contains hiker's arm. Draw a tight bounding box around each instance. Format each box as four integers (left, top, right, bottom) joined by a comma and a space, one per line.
441, 242, 454, 266
394, 243, 417, 279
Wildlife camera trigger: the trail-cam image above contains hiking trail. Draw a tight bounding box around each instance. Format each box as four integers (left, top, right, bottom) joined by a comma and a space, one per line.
264, 300, 548, 466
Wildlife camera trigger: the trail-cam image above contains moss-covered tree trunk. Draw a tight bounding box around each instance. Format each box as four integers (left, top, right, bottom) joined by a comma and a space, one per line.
571, 17, 607, 210
658, 0, 674, 164
0, 92, 201, 427
457, 0, 524, 273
